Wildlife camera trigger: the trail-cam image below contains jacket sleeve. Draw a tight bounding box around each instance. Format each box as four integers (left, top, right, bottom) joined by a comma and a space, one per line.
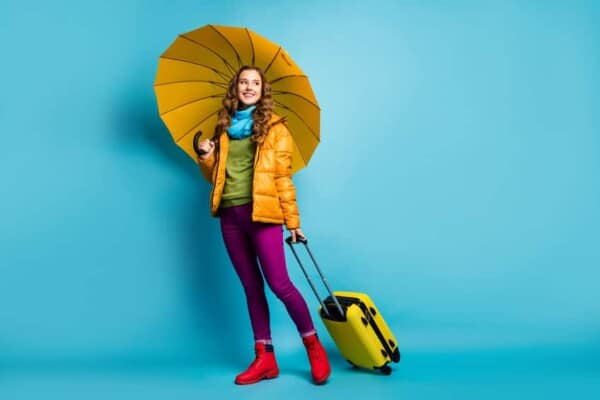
197, 151, 216, 183
273, 124, 300, 230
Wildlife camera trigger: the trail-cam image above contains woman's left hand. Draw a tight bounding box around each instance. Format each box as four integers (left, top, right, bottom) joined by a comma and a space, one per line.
289, 228, 307, 243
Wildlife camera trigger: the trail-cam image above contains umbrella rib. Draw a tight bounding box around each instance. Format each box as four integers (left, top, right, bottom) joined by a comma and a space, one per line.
270, 74, 308, 84
177, 109, 221, 143
274, 100, 318, 139
292, 138, 308, 169
295, 136, 309, 168
154, 79, 229, 89
180, 34, 237, 76
273, 100, 319, 148
160, 56, 231, 82
160, 94, 223, 117
208, 25, 243, 71
263, 46, 281, 75
271, 91, 321, 110
245, 28, 255, 66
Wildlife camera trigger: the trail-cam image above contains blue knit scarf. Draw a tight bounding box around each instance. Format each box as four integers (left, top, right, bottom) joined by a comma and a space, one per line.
227, 105, 256, 140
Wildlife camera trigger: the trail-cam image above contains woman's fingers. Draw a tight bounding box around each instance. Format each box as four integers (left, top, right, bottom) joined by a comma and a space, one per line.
197, 139, 215, 156
289, 228, 306, 243
199, 139, 212, 150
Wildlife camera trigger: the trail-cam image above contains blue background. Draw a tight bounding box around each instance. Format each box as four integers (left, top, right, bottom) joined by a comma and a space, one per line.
1, 0, 599, 398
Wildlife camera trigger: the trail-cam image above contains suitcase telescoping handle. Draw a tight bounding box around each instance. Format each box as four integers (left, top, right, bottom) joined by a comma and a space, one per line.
285, 236, 345, 318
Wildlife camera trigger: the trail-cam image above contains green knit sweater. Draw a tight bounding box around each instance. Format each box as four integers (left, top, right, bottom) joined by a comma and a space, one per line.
220, 137, 257, 208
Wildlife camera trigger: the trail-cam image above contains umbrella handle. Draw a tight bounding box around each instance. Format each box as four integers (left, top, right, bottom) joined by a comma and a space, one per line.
193, 130, 208, 156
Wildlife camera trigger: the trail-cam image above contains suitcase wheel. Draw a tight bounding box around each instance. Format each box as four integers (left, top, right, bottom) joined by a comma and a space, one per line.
379, 365, 392, 375
392, 348, 401, 363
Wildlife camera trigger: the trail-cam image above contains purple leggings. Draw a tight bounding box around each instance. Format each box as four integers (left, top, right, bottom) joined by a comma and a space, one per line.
219, 202, 315, 341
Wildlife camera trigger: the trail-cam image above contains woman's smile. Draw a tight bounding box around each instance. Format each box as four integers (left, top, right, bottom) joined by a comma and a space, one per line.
237, 69, 263, 106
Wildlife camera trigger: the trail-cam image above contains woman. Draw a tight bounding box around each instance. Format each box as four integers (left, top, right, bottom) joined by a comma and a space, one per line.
195, 66, 331, 385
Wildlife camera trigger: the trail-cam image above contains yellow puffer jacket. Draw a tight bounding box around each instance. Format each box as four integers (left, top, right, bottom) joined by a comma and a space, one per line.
198, 116, 300, 230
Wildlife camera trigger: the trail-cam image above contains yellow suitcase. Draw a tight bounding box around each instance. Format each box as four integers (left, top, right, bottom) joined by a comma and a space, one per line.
319, 291, 400, 374
286, 238, 401, 375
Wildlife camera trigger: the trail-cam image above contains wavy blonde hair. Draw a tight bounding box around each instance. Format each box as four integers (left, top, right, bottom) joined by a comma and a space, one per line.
212, 66, 284, 146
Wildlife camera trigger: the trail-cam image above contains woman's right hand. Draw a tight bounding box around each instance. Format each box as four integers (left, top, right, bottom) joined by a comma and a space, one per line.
196, 139, 215, 160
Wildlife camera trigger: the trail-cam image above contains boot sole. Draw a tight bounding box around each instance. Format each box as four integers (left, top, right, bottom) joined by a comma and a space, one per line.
234, 369, 279, 385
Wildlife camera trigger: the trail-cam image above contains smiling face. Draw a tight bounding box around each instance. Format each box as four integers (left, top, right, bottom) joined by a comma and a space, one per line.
237, 69, 263, 107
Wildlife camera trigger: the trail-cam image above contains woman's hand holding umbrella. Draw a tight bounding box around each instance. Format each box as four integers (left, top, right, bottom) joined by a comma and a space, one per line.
196, 140, 215, 159
193, 130, 215, 160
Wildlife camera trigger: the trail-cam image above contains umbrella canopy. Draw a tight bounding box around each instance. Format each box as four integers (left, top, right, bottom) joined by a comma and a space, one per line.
154, 24, 320, 174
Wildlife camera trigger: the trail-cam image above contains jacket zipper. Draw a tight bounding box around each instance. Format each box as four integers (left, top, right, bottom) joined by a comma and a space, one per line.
209, 149, 220, 212
250, 141, 260, 211
253, 140, 260, 169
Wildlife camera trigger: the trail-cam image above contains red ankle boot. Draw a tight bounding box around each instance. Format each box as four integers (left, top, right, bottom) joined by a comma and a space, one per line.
302, 334, 331, 384
234, 343, 279, 385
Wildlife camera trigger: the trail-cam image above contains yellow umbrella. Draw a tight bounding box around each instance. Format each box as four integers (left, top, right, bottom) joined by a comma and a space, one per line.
154, 24, 320, 174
